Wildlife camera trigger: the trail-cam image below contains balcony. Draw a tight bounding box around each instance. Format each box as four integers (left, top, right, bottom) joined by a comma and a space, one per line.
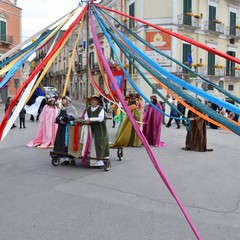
226, 26, 240, 39
75, 62, 83, 71
177, 14, 201, 30
204, 21, 224, 34
225, 0, 240, 5
0, 35, 13, 45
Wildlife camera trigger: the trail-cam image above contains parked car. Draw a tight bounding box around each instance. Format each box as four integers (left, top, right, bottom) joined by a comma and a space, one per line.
43, 86, 57, 98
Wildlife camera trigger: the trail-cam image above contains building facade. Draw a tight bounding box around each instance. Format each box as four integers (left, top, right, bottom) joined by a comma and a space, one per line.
0, 0, 21, 100
41, 0, 240, 105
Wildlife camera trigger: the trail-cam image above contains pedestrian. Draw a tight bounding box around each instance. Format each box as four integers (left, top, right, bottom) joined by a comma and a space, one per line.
182, 100, 213, 152
177, 100, 186, 125
5, 96, 17, 129
84, 95, 109, 167
143, 95, 165, 147
27, 98, 58, 148
166, 99, 180, 129
19, 107, 26, 129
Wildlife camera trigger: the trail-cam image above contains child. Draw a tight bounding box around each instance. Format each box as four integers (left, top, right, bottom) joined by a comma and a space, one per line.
19, 107, 26, 129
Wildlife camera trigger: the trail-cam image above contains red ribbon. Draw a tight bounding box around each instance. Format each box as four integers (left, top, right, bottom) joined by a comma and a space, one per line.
73, 123, 79, 152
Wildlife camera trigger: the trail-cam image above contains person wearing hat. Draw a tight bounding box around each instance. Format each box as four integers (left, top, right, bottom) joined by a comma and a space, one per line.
27, 97, 58, 148
142, 95, 165, 147
84, 95, 109, 167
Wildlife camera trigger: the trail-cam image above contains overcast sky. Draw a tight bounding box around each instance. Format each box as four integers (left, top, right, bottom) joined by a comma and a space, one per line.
18, 0, 81, 40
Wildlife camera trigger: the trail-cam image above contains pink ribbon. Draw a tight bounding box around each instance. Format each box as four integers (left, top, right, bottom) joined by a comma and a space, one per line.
89, 6, 201, 240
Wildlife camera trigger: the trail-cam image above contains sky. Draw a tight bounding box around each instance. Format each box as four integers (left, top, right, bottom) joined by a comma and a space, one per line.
18, 0, 82, 41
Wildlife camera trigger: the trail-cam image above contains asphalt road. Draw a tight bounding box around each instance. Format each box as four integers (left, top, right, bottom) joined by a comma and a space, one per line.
0, 102, 240, 240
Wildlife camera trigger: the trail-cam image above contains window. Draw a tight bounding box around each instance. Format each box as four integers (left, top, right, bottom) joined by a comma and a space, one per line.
209, 5, 216, 31
208, 52, 215, 75
129, 3, 135, 29
79, 54, 82, 69
98, 76, 104, 91
110, 47, 115, 61
228, 85, 234, 91
226, 51, 235, 76
0, 19, 6, 42
183, 0, 192, 25
230, 12, 236, 35
182, 43, 191, 73
89, 52, 94, 69
219, 80, 224, 88
129, 59, 135, 74
207, 84, 214, 91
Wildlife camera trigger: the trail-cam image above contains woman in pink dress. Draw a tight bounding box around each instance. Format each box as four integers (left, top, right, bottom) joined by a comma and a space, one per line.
27, 98, 58, 148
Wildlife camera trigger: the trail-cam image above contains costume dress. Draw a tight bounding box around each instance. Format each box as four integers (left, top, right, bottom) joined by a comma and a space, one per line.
27, 105, 58, 148
53, 97, 78, 153
143, 102, 165, 147
113, 104, 142, 147
184, 110, 208, 151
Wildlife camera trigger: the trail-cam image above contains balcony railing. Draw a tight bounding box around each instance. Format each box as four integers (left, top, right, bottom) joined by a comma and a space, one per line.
204, 21, 224, 34
0, 34, 13, 44
226, 26, 240, 38
178, 14, 200, 29
225, 0, 240, 5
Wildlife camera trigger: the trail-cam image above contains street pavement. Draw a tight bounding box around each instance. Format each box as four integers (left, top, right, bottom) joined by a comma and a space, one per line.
0, 101, 240, 240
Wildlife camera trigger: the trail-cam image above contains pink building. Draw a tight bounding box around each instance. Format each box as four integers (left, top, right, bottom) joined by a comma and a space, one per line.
0, 0, 21, 97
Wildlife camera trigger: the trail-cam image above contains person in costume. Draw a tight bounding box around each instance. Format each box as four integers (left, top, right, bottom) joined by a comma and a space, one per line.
84, 95, 109, 167
112, 93, 142, 147
53, 96, 78, 165
27, 98, 58, 148
26, 87, 45, 121
182, 100, 213, 152
142, 95, 165, 147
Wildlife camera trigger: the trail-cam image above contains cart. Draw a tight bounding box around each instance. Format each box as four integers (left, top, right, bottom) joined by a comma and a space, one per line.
50, 151, 111, 171
50, 145, 123, 171
50, 117, 124, 171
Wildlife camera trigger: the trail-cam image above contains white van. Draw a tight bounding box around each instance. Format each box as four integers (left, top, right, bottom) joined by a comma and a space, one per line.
43, 86, 57, 98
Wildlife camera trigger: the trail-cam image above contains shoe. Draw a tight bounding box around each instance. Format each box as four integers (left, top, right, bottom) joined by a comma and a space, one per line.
23, 126, 26, 128
207, 149, 214, 152
166, 125, 169, 128
181, 147, 190, 151
112, 126, 115, 128
70, 160, 76, 165
90, 160, 98, 166
93, 160, 105, 167
176, 126, 180, 129
20, 127, 22, 129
